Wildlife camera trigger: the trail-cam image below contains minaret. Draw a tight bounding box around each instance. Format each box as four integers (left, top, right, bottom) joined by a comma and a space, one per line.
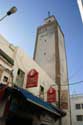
33, 15, 71, 125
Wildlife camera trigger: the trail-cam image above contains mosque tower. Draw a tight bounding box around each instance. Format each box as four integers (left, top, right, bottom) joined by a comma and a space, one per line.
33, 15, 71, 125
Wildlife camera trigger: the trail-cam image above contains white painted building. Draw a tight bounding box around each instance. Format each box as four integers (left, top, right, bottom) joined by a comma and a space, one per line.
77, 0, 83, 23
0, 34, 58, 101
33, 15, 71, 125
13, 47, 58, 100
0, 34, 67, 125
71, 95, 83, 125
0, 34, 15, 86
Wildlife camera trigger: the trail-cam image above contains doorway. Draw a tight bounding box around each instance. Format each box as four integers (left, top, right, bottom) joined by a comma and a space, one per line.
6, 115, 33, 125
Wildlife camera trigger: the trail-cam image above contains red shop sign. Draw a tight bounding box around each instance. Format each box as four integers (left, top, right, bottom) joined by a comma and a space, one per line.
47, 87, 56, 103
26, 69, 38, 88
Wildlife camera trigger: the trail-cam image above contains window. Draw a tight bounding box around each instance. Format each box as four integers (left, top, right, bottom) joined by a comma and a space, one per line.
17, 69, 24, 77
17, 69, 20, 75
76, 115, 83, 121
75, 104, 83, 109
82, 104, 83, 109
48, 20, 51, 23
3, 76, 8, 82
0, 49, 14, 65
16, 69, 25, 87
44, 52, 46, 55
40, 86, 44, 92
44, 40, 47, 42
39, 86, 44, 100
76, 104, 81, 109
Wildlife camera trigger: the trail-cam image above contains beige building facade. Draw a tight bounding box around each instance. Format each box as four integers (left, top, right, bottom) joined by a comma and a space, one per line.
0, 34, 67, 125
0, 33, 67, 125
71, 95, 83, 125
0, 35, 15, 86
0, 34, 58, 101
33, 16, 71, 125
77, 0, 83, 23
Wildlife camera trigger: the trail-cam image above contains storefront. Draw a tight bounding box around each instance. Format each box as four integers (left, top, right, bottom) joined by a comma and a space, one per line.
0, 83, 66, 125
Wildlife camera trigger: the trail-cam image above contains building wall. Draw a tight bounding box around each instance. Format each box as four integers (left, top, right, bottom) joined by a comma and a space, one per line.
77, 0, 83, 23
0, 35, 16, 85
34, 16, 69, 87
34, 24, 56, 81
58, 27, 67, 86
0, 34, 16, 59
0, 34, 58, 102
71, 95, 83, 125
57, 26, 70, 125
13, 47, 58, 100
33, 16, 70, 125
0, 34, 66, 125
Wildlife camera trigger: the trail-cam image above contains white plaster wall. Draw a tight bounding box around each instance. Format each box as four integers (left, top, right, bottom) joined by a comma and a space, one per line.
0, 35, 15, 84
58, 28, 68, 86
13, 47, 58, 100
0, 34, 16, 59
71, 95, 83, 125
35, 25, 56, 81
0, 34, 58, 102
58, 27, 70, 125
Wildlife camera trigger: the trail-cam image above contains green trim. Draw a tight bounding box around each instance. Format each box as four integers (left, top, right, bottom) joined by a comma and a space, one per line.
0, 49, 14, 65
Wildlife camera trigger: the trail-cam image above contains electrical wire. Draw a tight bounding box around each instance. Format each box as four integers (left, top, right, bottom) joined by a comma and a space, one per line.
35, 80, 83, 97
49, 80, 83, 87
61, 80, 83, 86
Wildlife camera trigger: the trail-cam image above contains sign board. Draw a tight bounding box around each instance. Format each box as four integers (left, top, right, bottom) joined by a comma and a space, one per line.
26, 69, 38, 88
47, 87, 56, 103
60, 90, 68, 109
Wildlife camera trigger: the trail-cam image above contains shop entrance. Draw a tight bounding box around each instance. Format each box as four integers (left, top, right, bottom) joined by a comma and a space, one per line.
6, 115, 33, 125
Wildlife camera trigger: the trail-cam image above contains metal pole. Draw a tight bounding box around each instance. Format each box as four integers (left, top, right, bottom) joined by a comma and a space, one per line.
58, 84, 61, 108
58, 83, 62, 125
68, 85, 72, 125
0, 6, 17, 22
0, 15, 7, 22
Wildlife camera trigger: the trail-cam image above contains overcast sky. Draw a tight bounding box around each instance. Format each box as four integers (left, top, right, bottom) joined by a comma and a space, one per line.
0, 0, 83, 95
